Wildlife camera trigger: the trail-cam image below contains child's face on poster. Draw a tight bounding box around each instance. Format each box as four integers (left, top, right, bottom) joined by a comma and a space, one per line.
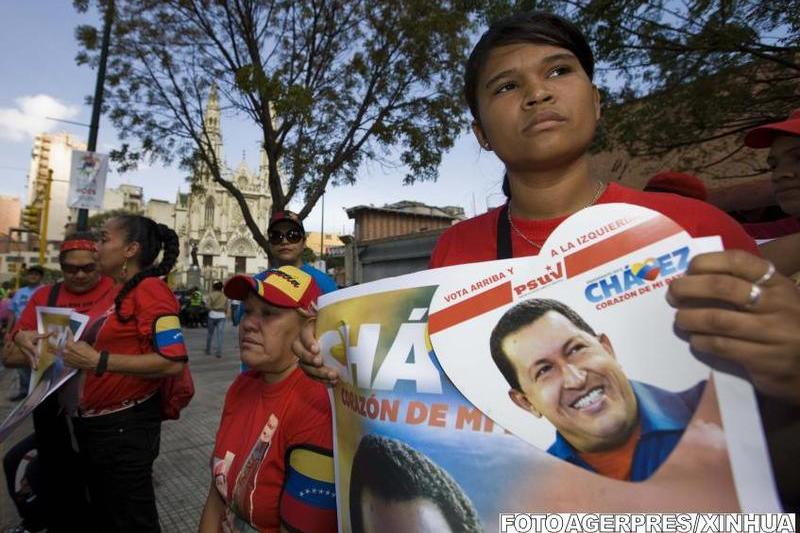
504, 310, 639, 452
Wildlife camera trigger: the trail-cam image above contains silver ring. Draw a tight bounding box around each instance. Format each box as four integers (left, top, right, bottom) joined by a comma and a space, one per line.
745, 283, 762, 309
753, 261, 776, 286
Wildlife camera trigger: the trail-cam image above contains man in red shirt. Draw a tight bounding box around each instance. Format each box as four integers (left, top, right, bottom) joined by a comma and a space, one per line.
744, 109, 800, 282
3, 233, 116, 533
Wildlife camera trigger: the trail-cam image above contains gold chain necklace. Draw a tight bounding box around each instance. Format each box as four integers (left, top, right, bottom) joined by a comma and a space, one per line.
507, 181, 607, 251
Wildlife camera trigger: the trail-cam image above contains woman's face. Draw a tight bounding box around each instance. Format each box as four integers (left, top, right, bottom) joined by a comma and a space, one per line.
238, 293, 302, 377
472, 43, 601, 175
60, 249, 101, 294
96, 218, 138, 277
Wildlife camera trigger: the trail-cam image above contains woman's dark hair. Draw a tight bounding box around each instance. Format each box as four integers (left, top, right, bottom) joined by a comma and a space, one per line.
464, 12, 595, 200
112, 215, 180, 322
464, 11, 594, 122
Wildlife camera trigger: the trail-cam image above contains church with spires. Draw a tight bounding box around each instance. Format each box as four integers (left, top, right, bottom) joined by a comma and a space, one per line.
170, 85, 273, 287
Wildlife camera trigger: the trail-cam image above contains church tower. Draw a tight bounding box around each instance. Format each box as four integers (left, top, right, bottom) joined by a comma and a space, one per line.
202, 84, 223, 170
177, 83, 273, 286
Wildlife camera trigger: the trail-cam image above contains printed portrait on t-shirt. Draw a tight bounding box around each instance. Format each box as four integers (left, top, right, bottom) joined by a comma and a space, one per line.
220, 415, 279, 533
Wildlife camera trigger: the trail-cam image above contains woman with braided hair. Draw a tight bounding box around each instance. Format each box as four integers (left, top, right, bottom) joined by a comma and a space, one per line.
63, 214, 188, 532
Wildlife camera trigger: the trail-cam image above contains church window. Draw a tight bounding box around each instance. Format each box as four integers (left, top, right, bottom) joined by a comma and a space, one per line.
205, 197, 215, 227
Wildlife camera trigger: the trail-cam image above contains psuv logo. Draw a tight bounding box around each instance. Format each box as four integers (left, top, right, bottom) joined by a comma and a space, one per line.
584, 246, 689, 303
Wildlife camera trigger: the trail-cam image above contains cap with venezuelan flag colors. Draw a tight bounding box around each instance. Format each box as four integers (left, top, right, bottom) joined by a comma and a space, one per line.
224, 266, 320, 311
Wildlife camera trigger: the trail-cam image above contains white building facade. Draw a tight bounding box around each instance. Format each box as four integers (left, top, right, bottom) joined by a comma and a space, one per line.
27, 132, 87, 241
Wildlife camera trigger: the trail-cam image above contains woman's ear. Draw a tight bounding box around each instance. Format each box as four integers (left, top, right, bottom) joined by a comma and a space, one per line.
124, 241, 141, 261
592, 84, 602, 121
472, 120, 491, 151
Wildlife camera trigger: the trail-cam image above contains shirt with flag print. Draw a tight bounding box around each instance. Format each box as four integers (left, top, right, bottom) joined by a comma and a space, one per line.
211, 367, 336, 533
79, 277, 187, 412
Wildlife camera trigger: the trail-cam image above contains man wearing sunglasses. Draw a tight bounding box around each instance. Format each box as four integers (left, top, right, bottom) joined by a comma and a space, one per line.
264, 210, 338, 294
2, 231, 117, 533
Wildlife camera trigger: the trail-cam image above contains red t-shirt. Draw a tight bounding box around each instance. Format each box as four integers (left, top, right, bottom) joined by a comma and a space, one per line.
430, 183, 759, 267
80, 277, 187, 411
11, 276, 117, 336
211, 368, 336, 533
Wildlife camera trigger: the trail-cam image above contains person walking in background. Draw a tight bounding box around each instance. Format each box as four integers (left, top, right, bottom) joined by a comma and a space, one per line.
186, 285, 207, 328
206, 281, 228, 358
62, 214, 189, 533
0, 288, 12, 342
7, 266, 44, 401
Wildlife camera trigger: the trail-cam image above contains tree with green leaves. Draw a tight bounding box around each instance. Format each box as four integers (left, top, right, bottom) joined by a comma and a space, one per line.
481, 0, 799, 178
74, 0, 473, 253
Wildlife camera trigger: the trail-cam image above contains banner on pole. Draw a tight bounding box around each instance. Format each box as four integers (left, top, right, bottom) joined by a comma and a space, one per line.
68, 150, 108, 209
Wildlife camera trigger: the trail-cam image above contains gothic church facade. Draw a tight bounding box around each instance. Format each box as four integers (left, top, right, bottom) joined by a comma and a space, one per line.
172, 86, 272, 286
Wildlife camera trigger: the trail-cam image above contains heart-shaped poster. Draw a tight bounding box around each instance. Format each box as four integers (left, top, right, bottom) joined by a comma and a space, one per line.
428, 203, 770, 493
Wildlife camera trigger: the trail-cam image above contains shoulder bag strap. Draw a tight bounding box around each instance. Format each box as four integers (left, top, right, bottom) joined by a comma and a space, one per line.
47, 282, 62, 307
496, 204, 512, 260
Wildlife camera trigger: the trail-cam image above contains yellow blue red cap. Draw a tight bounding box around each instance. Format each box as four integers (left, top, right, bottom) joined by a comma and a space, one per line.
224, 266, 320, 310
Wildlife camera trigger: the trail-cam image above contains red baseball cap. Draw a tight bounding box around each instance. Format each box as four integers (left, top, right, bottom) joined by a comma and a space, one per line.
644, 171, 708, 201
744, 109, 800, 149
268, 210, 305, 233
224, 266, 320, 310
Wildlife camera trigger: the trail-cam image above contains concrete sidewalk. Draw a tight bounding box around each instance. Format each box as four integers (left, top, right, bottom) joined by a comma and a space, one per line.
0, 324, 242, 532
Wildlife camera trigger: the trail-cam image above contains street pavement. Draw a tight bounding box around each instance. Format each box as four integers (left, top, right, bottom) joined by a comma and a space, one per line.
0, 324, 242, 532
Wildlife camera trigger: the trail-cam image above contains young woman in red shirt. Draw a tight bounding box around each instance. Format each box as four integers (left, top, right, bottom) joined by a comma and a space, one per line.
62, 214, 188, 532
294, 11, 800, 508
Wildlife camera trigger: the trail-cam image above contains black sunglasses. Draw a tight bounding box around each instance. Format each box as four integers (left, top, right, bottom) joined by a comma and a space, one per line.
268, 228, 304, 245
61, 263, 97, 274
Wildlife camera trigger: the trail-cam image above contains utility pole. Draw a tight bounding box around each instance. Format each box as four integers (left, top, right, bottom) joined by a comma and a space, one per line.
39, 170, 53, 266
77, 0, 114, 231
319, 192, 325, 261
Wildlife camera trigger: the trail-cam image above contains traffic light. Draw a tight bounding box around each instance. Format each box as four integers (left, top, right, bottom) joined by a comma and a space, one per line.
22, 205, 41, 232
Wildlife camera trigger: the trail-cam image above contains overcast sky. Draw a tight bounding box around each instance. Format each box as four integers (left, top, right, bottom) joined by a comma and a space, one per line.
0, 1, 508, 234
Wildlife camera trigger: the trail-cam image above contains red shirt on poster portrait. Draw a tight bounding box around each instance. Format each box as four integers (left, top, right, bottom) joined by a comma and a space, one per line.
430, 183, 759, 268
211, 368, 336, 533
80, 277, 187, 412
11, 276, 117, 335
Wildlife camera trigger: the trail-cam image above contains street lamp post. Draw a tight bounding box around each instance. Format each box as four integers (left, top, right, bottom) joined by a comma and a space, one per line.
77, 0, 114, 231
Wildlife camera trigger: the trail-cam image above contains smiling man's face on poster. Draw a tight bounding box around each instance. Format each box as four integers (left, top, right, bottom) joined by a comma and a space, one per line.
500, 308, 639, 453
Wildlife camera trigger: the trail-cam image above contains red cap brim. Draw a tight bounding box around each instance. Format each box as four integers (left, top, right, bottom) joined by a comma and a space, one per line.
223, 275, 257, 301
745, 121, 800, 149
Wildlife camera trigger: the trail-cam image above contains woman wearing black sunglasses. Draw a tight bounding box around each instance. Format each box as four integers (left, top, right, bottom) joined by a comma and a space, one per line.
3, 231, 117, 532
265, 210, 338, 294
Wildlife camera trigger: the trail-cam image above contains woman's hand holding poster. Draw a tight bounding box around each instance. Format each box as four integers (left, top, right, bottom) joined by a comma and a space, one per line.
316, 204, 781, 533
0, 307, 88, 442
